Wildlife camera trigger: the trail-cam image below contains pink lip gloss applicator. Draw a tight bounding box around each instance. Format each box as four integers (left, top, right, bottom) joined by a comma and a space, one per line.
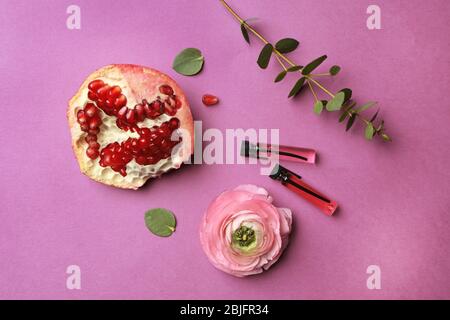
270, 164, 338, 216
241, 140, 316, 164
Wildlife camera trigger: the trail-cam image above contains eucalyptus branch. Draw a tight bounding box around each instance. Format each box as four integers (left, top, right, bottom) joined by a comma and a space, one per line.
220, 0, 391, 142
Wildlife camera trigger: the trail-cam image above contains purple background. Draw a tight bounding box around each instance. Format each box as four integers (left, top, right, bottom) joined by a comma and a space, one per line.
1, 0, 449, 299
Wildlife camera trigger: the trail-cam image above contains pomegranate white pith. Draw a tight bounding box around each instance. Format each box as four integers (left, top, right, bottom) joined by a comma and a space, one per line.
68, 64, 194, 190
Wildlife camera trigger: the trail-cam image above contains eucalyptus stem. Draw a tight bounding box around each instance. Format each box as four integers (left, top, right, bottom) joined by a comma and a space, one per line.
220, 0, 391, 142
307, 78, 335, 98
275, 54, 288, 71
307, 80, 319, 102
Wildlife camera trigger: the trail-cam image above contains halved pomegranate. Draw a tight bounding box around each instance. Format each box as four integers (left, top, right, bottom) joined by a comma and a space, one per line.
68, 64, 194, 190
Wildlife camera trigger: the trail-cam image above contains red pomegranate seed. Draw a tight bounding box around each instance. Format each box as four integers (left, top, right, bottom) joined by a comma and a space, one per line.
86, 147, 99, 159
89, 117, 101, 129
85, 134, 97, 143
114, 95, 127, 108
88, 91, 98, 101
84, 103, 97, 118
108, 86, 122, 98
174, 96, 182, 109
77, 111, 87, 124
202, 94, 219, 106
135, 104, 145, 121
88, 79, 105, 92
159, 85, 174, 96
125, 109, 136, 124
88, 128, 100, 135
117, 106, 128, 119
164, 104, 176, 116
88, 141, 100, 149
97, 86, 110, 99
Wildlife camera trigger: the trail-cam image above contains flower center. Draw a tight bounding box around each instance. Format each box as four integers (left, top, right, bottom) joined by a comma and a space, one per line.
232, 225, 256, 247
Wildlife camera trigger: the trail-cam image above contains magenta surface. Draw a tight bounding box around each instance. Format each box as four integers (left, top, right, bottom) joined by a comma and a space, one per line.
1, 0, 449, 299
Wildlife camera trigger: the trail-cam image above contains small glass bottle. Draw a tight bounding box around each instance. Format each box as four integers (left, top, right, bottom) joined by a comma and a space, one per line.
241, 140, 316, 164
270, 164, 338, 216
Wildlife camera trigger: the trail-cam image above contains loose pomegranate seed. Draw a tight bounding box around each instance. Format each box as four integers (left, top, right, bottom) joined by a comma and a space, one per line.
159, 85, 174, 96
202, 94, 219, 106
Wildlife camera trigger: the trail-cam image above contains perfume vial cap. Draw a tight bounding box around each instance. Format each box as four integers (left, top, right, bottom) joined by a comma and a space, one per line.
240, 140, 259, 159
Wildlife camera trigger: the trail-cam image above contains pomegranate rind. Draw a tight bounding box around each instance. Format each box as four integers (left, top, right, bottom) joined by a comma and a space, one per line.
68, 64, 194, 190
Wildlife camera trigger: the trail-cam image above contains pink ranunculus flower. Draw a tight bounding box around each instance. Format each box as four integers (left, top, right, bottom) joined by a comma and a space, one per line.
199, 184, 293, 277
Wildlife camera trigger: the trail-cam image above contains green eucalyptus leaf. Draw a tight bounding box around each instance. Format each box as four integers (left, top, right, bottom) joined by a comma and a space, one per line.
339, 110, 351, 123
339, 101, 356, 122
288, 77, 306, 98
365, 123, 375, 140
314, 100, 324, 115
330, 65, 341, 76
145, 208, 176, 237
355, 101, 377, 114
370, 110, 379, 122
274, 70, 287, 83
346, 114, 356, 131
326, 92, 346, 111
257, 43, 273, 69
339, 88, 353, 102
302, 55, 328, 75
172, 48, 204, 76
275, 38, 299, 53
241, 23, 250, 44
287, 65, 303, 72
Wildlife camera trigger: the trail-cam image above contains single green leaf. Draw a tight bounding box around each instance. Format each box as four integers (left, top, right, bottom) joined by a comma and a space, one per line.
326, 92, 346, 111
365, 123, 375, 140
314, 100, 324, 115
381, 133, 392, 142
346, 114, 356, 131
275, 38, 299, 53
145, 208, 176, 237
288, 77, 306, 98
241, 23, 250, 44
339, 88, 353, 102
330, 65, 341, 76
370, 110, 379, 122
274, 70, 287, 83
339, 101, 356, 122
302, 55, 328, 75
288, 65, 303, 72
172, 48, 204, 76
339, 110, 351, 123
355, 101, 377, 114
257, 43, 273, 69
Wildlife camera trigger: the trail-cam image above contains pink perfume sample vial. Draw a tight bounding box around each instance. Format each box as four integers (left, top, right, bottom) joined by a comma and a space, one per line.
270, 164, 338, 216
241, 140, 316, 164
